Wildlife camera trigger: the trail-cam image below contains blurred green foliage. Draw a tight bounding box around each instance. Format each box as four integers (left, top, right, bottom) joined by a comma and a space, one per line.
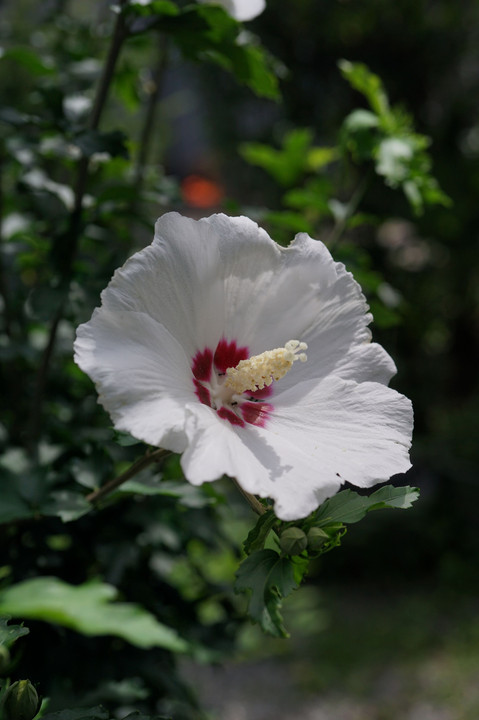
1, 0, 478, 718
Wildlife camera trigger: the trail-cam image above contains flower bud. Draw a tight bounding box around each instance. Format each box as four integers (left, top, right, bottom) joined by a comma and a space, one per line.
306, 526, 330, 551
280, 527, 307, 555
3, 680, 40, 720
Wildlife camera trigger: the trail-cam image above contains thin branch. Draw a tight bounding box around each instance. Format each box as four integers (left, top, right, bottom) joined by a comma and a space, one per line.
87, 448, 171, 505
66, 0, 130, 261
133, 35, 169, 191
27, 3, 129, 453
326, 172, 371, 248
0, 143, 13, 337
231, 477, 266, 516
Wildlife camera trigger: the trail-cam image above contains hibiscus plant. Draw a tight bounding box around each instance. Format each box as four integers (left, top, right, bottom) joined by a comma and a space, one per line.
0, 1, 448, 718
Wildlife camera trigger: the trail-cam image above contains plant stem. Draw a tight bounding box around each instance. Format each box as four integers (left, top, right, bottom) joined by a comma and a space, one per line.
0, 143, 13, 337
133, 35, 169, 191
326, 172, 371, 248
27, 3, 129, 453
87, 448, 170, 505
232, 478, 266, 516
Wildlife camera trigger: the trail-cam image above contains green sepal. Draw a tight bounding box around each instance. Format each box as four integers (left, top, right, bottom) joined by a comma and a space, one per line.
243, 510, 278, 555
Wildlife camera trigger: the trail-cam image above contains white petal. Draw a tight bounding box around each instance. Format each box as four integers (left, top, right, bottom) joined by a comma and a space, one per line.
228, 0, 266, 21
241, 232, 380, 388
256, 375, 413, 519
181, 375, 412, 521
97, 217, 220, 358
181, 403, 314, 506
197, 0, 266, 21
152, 216, 374, 385
99, 212, 280, 360
95, 215, 385, 391
171, 222, 385, 388
319, 342, 397, 386
74, 309, 194, 451
181, 403, 268, 486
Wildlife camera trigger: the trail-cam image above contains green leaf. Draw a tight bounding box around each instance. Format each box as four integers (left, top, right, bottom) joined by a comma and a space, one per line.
340, 61, 451, 214
232, 43, 279, 101
339, 59, 391, 122
113, 430, 143, 447
0, 578, 188, 652
126, 0, 180, 17
0, 46, 55, 76
283, 178, 332, 213
265, 210, 315, 234
241, 128, 314, 186
235, 550, 300, 637
243, 510, 278, 555
307, 146, 339, 170
307, 523, 347, 556
341, 110, 379, 161
41, 491, 91, 523
0, 616, 29, 648
315, 485, 420, 527
369, 299, 401, 329
290, 555, 310, 586
141, 5, 279, 99
119, 477, 215, 509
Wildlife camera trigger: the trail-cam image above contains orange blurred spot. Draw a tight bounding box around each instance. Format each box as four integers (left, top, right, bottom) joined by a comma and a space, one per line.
181, 175, 224, 208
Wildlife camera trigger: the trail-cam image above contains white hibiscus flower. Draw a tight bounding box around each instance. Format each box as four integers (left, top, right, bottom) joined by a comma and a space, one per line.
198, 0, 266, 22
74, 213, 413, 521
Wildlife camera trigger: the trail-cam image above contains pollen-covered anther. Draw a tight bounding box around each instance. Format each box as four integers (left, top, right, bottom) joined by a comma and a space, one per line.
225, 340, 308, 394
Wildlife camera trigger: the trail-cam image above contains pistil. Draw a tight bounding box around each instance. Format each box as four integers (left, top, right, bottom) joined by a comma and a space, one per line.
225, 340, 308, 395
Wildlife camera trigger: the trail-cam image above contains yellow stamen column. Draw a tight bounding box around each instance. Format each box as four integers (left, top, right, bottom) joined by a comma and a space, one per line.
225, 340, 308, 395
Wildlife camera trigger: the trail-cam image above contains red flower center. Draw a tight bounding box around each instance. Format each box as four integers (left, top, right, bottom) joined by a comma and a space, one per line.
192, 338, 273, 428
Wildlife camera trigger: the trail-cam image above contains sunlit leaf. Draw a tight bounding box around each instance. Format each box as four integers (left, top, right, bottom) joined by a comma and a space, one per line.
307, 146, 338, 170
241, 128, 313, 185
339, 59, 391, 123
0, 578, 188, 652
340, 60, 451, 214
